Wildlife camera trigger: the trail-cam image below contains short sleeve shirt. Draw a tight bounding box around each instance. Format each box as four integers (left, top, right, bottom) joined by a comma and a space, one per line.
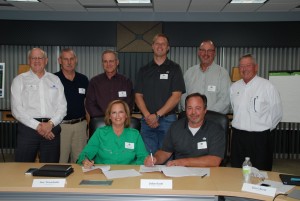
135, 58, 185, 114
162, 118, 225, 159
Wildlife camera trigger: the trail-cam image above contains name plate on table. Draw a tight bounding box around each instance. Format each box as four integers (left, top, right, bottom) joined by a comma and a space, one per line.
32, 179, 66, 187
140, 179, 172, 189
242, 183, 276, 197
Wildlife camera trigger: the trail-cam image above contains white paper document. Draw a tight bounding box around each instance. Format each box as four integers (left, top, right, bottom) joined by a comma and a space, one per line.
139, 165, 165, 173
161, 166, 210, 177
103, 169, 141, 179
32, 179, 66, 187
82, 165, 110, 173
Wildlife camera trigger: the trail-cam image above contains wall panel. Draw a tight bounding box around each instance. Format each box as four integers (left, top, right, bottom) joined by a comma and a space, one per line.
0, 45, 299, 110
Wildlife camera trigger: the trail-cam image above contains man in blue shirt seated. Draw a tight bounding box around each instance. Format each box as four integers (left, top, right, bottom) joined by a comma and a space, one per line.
144, 92, 225, 167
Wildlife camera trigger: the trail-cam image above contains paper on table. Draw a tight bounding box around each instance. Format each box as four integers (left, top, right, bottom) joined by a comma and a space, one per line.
82, 165, 110, 173
139, 165, 165, 173
103, 169, 141, 179
257, 180, 295, 194
161, 166, 210, 177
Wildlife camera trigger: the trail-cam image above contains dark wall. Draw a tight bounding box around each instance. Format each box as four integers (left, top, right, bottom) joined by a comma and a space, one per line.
1, 20, 116, 46
1, 20, 300, 47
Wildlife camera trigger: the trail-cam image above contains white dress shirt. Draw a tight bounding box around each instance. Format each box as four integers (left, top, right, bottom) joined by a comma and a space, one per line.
181, 62, 231, 114
11, 69, 67, 130
230, 75, 282, 132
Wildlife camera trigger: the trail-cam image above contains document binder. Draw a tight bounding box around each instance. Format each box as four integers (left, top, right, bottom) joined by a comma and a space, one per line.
32, 164, 74, 177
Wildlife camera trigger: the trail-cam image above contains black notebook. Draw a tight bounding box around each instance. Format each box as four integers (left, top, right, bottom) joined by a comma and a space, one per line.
32, 164, 74, 177
279, 174, 300, 186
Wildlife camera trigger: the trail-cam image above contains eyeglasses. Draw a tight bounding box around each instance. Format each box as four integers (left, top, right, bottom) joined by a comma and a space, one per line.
199, 49, 215, 54
30, 57, 45, 61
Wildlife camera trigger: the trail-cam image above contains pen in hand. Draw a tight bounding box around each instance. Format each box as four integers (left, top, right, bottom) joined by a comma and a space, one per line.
150, 152, 154, 166
85, 155, 94, 168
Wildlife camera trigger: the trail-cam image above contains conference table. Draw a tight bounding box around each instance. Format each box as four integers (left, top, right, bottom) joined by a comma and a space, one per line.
0, 163, 298, 201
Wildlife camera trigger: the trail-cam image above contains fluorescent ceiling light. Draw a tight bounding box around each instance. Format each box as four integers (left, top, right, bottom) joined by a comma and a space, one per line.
5, 0, 40, 2
116, 0, 151, 3
230, 0, 267, 3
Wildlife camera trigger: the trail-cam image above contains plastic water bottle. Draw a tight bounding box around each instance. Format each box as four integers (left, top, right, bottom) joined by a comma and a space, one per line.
242, 157, 252, 183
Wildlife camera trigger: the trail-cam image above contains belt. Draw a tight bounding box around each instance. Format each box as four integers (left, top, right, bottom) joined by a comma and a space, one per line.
62, 117, 86, 124
34, 118, 51, 122
161, 112, 176, 117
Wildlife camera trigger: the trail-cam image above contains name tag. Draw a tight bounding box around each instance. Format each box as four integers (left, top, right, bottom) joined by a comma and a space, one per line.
125, 142, 134, 149
140, 179, 172, 189
118, 91, 127, 97
78, 88, 85, 94
242, 183, 276, 197
207, 85, 216, 92
197, 141, 207, 149
160, 74, 168, 79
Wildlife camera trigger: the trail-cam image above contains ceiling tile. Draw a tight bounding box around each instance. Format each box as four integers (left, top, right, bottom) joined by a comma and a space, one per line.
8, 2, 53, 11
154, 0, 190, 12
222, 3, 262, 12
258, 3, 299, 11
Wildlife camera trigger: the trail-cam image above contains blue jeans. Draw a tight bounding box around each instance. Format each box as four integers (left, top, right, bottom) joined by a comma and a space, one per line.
140, 114, 177, 154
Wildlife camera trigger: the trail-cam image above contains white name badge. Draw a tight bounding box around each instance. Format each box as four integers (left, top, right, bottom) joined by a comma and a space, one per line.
125, 142, 134, 149
118, 91, 127, 97
140, 179, 172, 189
242, 183, 276, 197
197, 141, 207, 149
32, 179, 66, 188
78, 88, 85, 94
207, 85, 216, 92
160, 74, 168, 79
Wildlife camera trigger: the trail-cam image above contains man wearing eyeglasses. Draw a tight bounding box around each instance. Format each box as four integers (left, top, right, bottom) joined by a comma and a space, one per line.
180, 40, 231, 114
11, 47, 67, 163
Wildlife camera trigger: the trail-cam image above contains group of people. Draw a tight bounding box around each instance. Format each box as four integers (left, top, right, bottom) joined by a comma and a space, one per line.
10, 33, 282, 172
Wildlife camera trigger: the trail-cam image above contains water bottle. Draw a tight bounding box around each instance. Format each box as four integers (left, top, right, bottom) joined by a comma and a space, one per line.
242, 157, 252, 183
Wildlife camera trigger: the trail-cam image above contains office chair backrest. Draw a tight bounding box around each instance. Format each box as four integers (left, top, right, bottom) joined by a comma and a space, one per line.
89, 116, 141, 138
178, 110, 229, 166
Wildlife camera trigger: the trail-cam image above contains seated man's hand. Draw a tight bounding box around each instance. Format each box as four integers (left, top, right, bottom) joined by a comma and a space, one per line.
144, 155, 157, 167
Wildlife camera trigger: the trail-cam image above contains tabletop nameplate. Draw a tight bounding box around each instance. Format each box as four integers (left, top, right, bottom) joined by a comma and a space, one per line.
32, 179, 66, 188
242, 183, 276, 197
140, 179, 172, 189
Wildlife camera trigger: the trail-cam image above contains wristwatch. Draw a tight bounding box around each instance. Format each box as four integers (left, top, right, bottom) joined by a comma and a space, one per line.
155, 112, 161, 120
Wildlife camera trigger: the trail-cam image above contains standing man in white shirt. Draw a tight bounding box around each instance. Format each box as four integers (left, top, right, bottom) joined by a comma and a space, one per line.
230, 54, 282, 171
11, 47, 67, 162
180, 40, 231, 114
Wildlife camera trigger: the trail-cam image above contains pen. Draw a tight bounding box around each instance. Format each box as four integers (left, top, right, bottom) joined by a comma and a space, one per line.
201, 174, 207, 178
150, 152, 154, 166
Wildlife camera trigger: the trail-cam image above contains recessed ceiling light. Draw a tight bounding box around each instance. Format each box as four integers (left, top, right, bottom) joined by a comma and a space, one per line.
5, 0, 40, 2
230, 0, 267, 3
116, 0, 151, 3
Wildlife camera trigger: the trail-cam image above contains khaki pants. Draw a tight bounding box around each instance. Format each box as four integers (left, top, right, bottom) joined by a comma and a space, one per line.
59, 120, 88, 163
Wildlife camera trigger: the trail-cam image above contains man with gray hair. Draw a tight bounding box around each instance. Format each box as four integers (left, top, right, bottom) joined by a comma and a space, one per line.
11, 47, 67, 162
230, 54, 282, 171
86, 49, 133, 137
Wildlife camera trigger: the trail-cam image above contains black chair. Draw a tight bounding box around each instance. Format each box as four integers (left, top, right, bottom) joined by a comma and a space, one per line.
178, 110, 229, 166
89, 116, 141, 138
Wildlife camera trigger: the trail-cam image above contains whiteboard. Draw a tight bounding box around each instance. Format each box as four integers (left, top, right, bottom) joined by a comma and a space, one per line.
269, 73, 300, 123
